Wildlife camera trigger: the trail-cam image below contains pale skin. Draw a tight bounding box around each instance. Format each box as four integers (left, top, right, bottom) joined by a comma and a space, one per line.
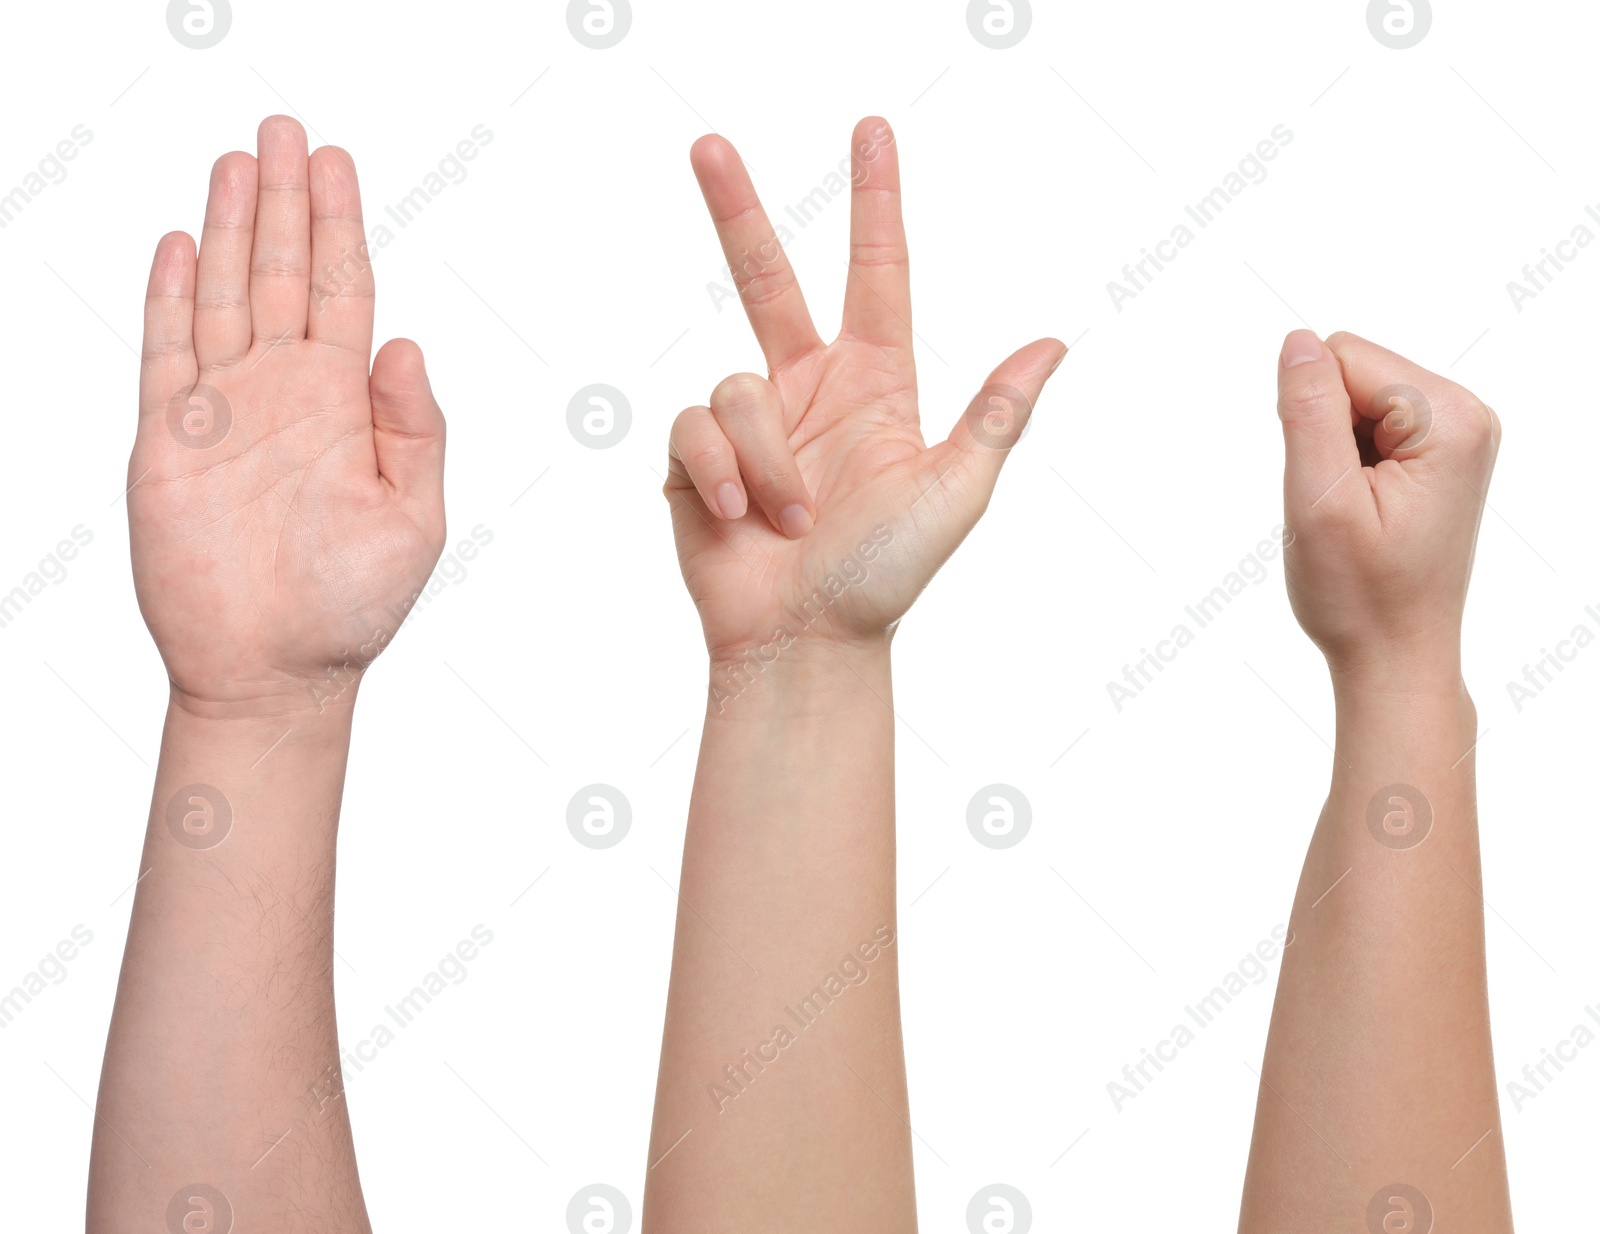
643, 116, 1065, 1232
88, 116, 446, 1232
84, 103, 1519, 1234
1237, 331, 1512, 1231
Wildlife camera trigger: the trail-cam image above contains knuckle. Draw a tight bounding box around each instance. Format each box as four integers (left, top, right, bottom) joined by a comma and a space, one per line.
1439, 390, 1496, 451
1279, 374, 1342, 422
1460, 394, 1495, 439
710, 373, 772, 418
669, 406, 710, 445
745, 457, 795, 492
848, 240, 908, 270
688, 439, 729, 472
736, 261, 799, 308
250, 258, 311, 279
140, 339, 192, 362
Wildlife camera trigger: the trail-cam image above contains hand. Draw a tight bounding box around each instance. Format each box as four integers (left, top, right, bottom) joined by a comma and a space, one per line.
129, 116, 447, 717
665, 117, 1066, 681
1275, 330, 1500, 685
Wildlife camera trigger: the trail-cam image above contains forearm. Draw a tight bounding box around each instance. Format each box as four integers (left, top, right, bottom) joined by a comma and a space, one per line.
88, 693, 369, 1233
643, 643, 915, 1233
1239, 669, 1512, 1230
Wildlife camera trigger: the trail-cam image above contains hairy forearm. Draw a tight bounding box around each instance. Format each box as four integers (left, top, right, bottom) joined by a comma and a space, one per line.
1239, 672, 1513, 1231
643, 643, 915, 1233
88, 693, 369, 1233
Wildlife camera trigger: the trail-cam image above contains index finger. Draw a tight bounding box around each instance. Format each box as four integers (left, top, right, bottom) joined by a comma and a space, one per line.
690, 134, 823, 372
1327, 331, 1491, 458
1325, 333, 1442, 419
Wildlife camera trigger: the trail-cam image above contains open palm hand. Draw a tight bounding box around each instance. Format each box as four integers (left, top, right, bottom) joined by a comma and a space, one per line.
129, 117, 446, 716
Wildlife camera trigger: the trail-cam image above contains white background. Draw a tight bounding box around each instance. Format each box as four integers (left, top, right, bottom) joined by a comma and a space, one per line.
1, 0, 1595, 1228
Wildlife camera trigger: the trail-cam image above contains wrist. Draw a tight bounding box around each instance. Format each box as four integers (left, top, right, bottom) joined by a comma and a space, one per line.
165, 685, 356, 757
1330, 668, 1477, 745
707, 634, 892, 720
1324, 635, 1466, 702
153, 695, 353, 863
168, 670, 363, 726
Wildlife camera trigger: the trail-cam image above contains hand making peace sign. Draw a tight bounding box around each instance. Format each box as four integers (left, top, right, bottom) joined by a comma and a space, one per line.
665, 117, 1067, 674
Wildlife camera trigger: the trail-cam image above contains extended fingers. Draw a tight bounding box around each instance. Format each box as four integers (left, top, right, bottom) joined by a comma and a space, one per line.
690, 134, 823, 375
842, 117, 912, 351
939, 338, 1066, 496
193, 151, 257, 368
307, 145, 374, 357
249, 115, 311, 344
139, 232, 198, 421
875, 337, 1064, 561
369, 338, 446, 526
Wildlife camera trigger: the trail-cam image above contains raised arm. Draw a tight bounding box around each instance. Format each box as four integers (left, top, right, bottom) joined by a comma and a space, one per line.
88, 116, 446, 1233
1237, 330, 1512, 1232
642, 118, 1065, 1232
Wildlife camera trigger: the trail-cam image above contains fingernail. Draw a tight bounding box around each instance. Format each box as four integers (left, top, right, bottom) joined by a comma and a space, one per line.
1281, 331, 1324, 369
1049, 345, 1068, 374
778, 503, 814, 539
716, 482, 747, 520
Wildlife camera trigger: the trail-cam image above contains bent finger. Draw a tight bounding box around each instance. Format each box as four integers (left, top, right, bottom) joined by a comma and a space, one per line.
668, 405, 747, 521
1326, 331, 1491, 460
710, 373, 813, 538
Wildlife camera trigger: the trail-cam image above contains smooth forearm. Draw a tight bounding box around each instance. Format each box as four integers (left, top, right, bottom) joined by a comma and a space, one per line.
1240, 669, 1511, 1229
1287, 679, 1491, 1095
645, 643, 915, 1233
89, 693, 369, 1233
683, 644, 899, 938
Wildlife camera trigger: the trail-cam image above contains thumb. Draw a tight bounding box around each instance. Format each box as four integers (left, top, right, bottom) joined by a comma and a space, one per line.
932, 337, 1067, 522
1277, 329, 1363, 519
370, 338, 447, 512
